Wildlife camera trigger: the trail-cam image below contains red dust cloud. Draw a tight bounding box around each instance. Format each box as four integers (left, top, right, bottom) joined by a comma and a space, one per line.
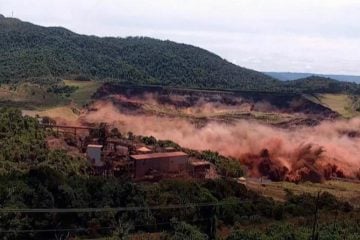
80, 101, 360, 182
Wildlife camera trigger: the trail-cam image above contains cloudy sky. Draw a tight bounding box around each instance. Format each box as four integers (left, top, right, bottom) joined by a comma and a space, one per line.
1, 0, 359, 75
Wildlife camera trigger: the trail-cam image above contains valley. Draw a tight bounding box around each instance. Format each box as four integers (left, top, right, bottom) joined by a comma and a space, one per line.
1, 12, 360, 240
19, 80, 360, 186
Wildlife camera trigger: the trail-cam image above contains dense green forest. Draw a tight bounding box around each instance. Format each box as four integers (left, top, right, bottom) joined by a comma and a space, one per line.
283, 76, 360, 94
0, 15, 279, 91
0, 107, 359, 239
2, 15, 360, 94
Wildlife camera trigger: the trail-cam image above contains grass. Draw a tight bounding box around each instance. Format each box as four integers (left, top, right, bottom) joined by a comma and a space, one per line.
22, 106, 80, 122
0, 80, 101, 120
0, 82, 69, 109
63, 80, 102, 106
19, 80, 101, 122
247, 180, 360, 208
305, 93, 359, 118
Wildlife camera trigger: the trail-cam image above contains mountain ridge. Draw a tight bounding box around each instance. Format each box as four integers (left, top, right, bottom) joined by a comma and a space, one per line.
2, 16, 360, 94
0, 15, 279, 91
265, 72, 360, 83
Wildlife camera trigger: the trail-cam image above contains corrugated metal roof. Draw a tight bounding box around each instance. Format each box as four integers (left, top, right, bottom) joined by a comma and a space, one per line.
190, 161, 210, 166
87, 144, 103, 148
137, 146, 152, 152
130, 151, 188, 160
165, 147, 175, 150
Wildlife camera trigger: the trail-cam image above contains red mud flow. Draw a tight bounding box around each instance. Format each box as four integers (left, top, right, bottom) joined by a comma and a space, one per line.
80, 101, 360, 183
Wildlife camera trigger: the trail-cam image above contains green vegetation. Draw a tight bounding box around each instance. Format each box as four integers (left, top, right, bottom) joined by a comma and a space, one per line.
0, 78, 101, 110
247, 180, 360, 208
304, 93, 360, 118
0, 107, 358, 239
63, 80, 102, 106
315, 94, 354, 117
2, 17, 360, 97
0, 17, 279, 92
228, 219, 360, 240
196, 150, 244, 178
0, 82, 70, 109
284, 76, 360, 94
0, 108, 85, 174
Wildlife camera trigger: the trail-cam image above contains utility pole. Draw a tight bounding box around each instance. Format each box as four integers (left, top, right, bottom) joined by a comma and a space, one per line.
311, 191, 320, 240
208, 205, 217, 240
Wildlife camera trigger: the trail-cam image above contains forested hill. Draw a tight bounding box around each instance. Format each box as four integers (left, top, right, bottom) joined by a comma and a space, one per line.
0, 16, 279, 91
284, 76, 360, 93
265, 72, 360, 83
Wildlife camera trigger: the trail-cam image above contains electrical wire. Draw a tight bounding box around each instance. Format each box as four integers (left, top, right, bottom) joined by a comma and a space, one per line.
0, 200, 248, 213
0, 218, 210, 234
0, 201, 237, 234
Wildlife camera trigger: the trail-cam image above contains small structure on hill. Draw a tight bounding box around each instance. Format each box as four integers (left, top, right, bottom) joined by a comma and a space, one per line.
131, 151, 188, 179
237, 177, 247, 185
86, 144, 103, 166
164, 147, 176, 152
190, 161, 211, 178
105, 138, 129, 156
136, 146, 152, 154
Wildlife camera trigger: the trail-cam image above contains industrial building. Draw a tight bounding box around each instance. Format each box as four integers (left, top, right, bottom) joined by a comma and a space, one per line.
130, 151, 188, 179
43, 123, 209, 180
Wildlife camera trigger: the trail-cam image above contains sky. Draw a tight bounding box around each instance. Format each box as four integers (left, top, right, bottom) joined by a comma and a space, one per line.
1, 0, 360, 75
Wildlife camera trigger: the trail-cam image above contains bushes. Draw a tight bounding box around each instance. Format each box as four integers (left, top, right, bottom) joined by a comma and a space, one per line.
0, 107, 357, 239
284, 191, 353, 216
141, 136, 157, 145
198, 150, 244, 178
0, 108, 47, 170
272, 204, 284, 220
1, 18, 280, 92
227, 230, 262, 240
227, 220, 360, 240
166, 220, 208, 240
0, 170, 357, 239
47, 84, 78, 95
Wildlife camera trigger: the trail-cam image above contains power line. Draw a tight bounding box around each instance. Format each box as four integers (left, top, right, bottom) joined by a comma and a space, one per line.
0, 227, 107, 234
0, 218, 209, 234
0, 200, 248, 214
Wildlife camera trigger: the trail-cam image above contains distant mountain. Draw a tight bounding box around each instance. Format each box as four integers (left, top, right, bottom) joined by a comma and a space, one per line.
283, 76, 360, 93
0, 15, 279, 91
265, 72, 360, 83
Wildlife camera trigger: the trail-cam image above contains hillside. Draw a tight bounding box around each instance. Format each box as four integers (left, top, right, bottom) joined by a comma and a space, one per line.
266, 72, 360, 83
283, 76, 360, 94
0, 15, 279, 91
0, 107, 359, 240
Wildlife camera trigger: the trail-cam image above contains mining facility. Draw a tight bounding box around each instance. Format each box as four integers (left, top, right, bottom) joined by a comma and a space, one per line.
42, 123, 211, 181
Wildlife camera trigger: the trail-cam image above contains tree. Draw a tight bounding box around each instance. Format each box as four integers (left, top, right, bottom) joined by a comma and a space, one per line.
113, 220, 133, 240
166, 220, 208, 240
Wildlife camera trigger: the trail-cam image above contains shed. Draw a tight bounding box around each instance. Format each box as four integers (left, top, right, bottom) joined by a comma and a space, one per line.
136, 146, 152, 153
131, 151, 188, 179
190, 161, 211, 178
164, 147, 176, 152
86, 144, 103, 166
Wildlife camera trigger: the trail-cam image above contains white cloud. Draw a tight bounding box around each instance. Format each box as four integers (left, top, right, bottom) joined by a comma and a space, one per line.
0, 0, 359, 74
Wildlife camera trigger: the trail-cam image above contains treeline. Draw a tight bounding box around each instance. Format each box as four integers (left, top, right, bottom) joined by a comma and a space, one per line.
0, 169, 357, 239
2, 17, 360, 94
0, 108, 85, 174
283, 76, 360, 94
0, 16, 278, 92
